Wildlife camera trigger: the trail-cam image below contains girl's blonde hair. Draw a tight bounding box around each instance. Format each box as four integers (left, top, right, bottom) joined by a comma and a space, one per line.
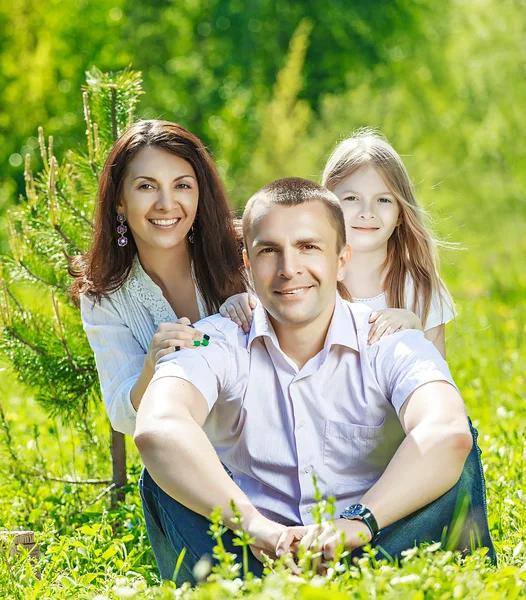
322, 128, 453, 326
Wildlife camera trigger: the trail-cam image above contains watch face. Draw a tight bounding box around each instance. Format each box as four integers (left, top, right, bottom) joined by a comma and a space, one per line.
343, 504, 364, 517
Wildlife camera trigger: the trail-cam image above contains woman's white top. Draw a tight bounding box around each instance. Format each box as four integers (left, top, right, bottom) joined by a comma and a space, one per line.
353, 276, 455, 331
81, 257, 208, 437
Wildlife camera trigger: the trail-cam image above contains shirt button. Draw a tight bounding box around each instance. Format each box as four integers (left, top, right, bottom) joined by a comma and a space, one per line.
298, 420, 305, 428
306, 506, 313, 513
304, 465, 312, 474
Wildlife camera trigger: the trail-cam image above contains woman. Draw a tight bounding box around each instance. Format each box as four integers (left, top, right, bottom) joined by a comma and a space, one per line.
70, 120, 247, 437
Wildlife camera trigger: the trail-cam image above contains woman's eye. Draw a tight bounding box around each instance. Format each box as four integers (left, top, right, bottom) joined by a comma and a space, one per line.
138, 183, 155, 190
378, 197, 392, 203
176, 183, 191, 189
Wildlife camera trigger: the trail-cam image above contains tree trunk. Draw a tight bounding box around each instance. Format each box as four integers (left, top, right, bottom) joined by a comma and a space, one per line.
111, 427, 127, 507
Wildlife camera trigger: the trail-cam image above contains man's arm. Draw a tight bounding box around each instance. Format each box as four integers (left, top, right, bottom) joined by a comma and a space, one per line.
134, 374, 284, 554
359, 379, 472, 530
277, 379, 472, 559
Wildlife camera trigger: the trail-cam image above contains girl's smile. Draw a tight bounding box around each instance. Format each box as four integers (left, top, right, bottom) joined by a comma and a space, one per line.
332, 164, 400, 253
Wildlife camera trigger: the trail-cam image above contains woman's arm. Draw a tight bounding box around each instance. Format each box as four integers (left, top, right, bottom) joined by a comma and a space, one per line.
81, 294, 147, 436
81, 295, 205, 434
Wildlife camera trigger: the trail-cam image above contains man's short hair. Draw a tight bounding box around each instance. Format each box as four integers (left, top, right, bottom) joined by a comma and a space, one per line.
242, 177, 347, 251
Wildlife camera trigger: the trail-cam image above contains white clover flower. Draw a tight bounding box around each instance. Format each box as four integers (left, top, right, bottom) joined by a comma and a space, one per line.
192, 556, 212, 581
309, 575, 327, 587
219, 578, 243, 593
426, 542, 442, 553
112, 586, 138, 599
401, 547, 418, 560
390, 573, 420, 585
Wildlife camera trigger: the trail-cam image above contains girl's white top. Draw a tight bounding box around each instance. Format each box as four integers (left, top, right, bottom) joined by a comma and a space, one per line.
353, 276, 455, 331
80, 257, 208, 437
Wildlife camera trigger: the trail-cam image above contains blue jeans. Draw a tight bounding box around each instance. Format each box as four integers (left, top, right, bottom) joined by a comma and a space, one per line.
139, 420, 495, 584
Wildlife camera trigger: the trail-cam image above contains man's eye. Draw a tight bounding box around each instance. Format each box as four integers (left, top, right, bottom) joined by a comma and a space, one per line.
303, 245, 319, 251
378, 197, 392, 203
261, 248, 276, 253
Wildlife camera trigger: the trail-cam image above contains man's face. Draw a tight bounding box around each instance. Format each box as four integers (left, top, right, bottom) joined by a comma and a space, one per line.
243, 201, 351, 330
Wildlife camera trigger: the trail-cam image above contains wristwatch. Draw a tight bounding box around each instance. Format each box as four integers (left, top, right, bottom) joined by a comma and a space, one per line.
340, 503, 379, 541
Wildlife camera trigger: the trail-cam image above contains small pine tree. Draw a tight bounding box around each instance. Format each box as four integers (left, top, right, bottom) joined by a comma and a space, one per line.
0, 66, 144, 504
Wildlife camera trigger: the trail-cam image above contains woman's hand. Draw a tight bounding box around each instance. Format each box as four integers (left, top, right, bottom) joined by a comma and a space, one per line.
368, 308, 423, 344
145, 318, 206, 370
219, 292, 257, 333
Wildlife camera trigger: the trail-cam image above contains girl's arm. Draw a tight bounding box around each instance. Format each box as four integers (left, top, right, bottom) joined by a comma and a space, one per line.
368, 309, 447, 358
219, 292, 257, 333
368, 308, 423, 344
424, 324, 446, 359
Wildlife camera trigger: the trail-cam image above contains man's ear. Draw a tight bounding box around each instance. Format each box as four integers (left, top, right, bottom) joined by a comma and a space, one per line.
337, 244, 352, 282
243, 248, 252, 278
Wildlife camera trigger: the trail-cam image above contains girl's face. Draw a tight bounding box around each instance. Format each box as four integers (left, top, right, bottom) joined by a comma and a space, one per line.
117, 146, 199, 255
332, 165, 400, 253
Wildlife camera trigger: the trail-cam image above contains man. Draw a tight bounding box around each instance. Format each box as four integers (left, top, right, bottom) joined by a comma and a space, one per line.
135, 178, 495, 583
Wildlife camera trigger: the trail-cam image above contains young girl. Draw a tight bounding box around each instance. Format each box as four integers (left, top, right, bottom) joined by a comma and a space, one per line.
221, 130, 454, 358
322, 129, 455, 358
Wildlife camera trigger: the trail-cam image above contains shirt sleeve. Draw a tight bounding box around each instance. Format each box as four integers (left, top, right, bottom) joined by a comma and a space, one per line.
370, 329, 459, 415
151, 317, 246, 413
80, 293, 143, 437
424, 282, 456, 330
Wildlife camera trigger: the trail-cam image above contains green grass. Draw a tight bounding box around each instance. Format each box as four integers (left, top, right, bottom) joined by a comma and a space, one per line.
0, 221, 525, 599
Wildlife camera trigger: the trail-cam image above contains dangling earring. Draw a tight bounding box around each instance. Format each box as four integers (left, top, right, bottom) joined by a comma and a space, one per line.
117, 213, 128, 247
188, 214, 198, 244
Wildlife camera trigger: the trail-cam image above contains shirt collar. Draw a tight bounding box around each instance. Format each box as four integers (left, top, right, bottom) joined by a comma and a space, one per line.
247, 293, 359, 354
323, 293, 359, 353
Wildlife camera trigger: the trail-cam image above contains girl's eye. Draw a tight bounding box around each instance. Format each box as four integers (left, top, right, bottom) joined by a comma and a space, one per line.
343, 195, 358, 202
378, 197, 392, 203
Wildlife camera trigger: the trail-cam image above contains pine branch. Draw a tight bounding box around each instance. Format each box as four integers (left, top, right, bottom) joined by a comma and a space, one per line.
19, 260, 67, 291
4, 284, 24, 313
56, 188, 93, 229
51, 292, 91, 375
54, 225, 83, 254
111, 85, 118, 142
0, 400, 19, 467
5, 327, 46, 356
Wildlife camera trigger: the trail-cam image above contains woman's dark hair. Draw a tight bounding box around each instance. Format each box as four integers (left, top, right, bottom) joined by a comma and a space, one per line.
69, 120, 247, 314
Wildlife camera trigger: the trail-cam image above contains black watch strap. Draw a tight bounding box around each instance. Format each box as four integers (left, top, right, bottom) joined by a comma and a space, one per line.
340, 504, 379, 540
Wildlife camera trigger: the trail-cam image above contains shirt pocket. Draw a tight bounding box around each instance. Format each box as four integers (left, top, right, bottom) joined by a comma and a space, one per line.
323, 417, 387, 486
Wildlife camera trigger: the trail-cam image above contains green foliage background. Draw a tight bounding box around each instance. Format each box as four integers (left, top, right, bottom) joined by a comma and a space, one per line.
0, 0, 525, 597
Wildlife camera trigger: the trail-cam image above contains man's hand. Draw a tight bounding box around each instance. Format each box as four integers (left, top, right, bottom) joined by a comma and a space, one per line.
276, 518, 372, 564
245, 514, 289, 561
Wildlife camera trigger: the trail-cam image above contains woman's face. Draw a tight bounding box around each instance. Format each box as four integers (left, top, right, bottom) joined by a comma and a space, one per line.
117, 146, 199, 255
332, 165, 400, 254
